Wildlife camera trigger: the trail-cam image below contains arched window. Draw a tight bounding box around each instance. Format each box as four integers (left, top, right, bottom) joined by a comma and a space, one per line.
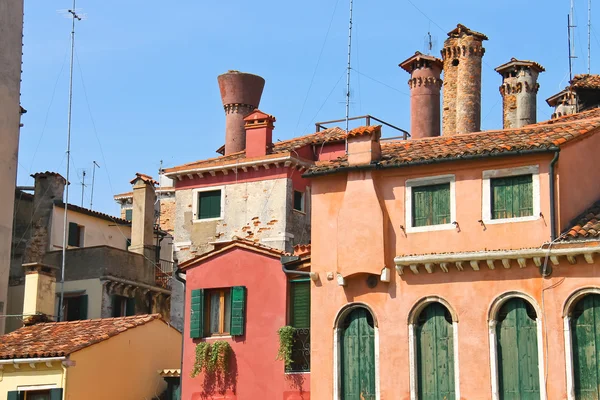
489, 293, 544, 400
409, 297, 459, 400
563, 289, 600, 400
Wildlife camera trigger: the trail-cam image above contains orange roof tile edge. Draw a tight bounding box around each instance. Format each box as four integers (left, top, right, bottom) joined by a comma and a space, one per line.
347, 125, 381, 137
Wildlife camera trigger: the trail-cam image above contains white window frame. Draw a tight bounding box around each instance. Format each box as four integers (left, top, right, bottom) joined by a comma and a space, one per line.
293, 190, 306, 213
482, 165, 540, 224
17, 384, 58, 391
192, 186, 225, 223
405, 174, 456, 233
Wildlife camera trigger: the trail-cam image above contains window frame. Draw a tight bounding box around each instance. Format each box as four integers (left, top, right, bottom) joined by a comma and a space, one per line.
482, 165, 540, 225
192, 186, 225, 223
293, 190, 305, 213
204, 288, 231, 337
67, 222, 84, 248
405, 174, 456, 233
124, 209, 133, 221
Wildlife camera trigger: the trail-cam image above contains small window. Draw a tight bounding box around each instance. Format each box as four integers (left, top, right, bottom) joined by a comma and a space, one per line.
61, 294, 88, 321
288, 280, 311, 372
125, 209, 132, 221
205, 288, 231, 336
67, 222, 84, 247
24, 391, 51, 400
112, 295, 135, 317
197, 190, 221, 220
412, 183, 451, 227
293, 190, 305, 212
490, 174, 533, 219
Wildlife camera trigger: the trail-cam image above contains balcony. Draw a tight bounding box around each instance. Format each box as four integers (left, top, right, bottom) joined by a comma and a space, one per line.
156, 259, 173, 290
289, 328, 310, 373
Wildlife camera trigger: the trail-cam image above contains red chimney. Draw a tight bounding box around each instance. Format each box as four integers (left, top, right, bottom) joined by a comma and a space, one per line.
244, 110, 275, 158
399, 52, 443, 139
217, 71, 265, 155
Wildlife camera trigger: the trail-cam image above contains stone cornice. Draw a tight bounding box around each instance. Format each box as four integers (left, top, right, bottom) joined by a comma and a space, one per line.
499, 81, 540, 96
408, 76, 443, 89
441, 45, 486, 60
223, 103, 256, 114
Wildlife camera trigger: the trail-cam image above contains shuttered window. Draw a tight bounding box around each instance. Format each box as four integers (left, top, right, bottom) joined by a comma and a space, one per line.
290, 281, 310, 328
571, 294, 600, 398
63, 294, 88, 321
190, 289, 204, 339
111, 295, 135, 317
67, 222, 81, 247
197, 190, 221, 219
205, 288, 231, 336
491, 174, 533, 219
412, 183, 451, 227
125, 209, 133, 221
190, 287, 246, 338
293, 191, 305, 212
230, 286, 246, 336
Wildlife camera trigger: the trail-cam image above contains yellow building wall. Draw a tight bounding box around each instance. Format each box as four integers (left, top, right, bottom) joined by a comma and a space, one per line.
66, 319, 181, 400
0, 364, 64, 398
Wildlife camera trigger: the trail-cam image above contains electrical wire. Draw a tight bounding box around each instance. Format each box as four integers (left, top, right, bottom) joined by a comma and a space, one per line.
301, 69, 346, 135
351, 68, 409, 96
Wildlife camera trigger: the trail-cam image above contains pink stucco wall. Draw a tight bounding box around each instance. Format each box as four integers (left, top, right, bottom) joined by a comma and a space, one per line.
182, 247, 310, 400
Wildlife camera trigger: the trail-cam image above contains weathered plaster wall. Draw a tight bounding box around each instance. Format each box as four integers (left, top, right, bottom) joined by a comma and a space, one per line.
67, 319, 181, 400
182, 247, 310, 400
0, 0, 24, 333
5, 284, 24, 333
0, 364, 64, 399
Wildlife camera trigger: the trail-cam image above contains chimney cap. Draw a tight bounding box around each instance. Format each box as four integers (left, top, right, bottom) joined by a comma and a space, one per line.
217, 71, 265, 107
30, 171, 67, 184
347, 125, 382, 139
495, 58, 545, 74
244, 109, 276, 124
447, 24, 488, 41
399, 51, 443, 72
130, 172, 158, 186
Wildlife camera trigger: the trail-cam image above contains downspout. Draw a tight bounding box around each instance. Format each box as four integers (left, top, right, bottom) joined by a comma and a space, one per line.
550, 151, 560, 241
61, 361, 68, 400
281, 256, 318, 281
173, 260, 186, 395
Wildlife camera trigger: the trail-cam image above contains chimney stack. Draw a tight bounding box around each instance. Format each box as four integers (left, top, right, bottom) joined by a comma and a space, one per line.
23, 172, 66, 265
217, 71, 265, 155
129, 173, 157, 261
496, 58, 545, 128
244, 110, 276, 158
441, 24, 488, 135
346, 125, 382, 166
22, 263, 57, 325
400, 52, 443, 139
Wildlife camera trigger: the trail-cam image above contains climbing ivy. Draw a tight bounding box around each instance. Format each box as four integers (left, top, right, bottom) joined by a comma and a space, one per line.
190, 341, 231, 378
191, 342, 210, 378
276, 326, 295, 370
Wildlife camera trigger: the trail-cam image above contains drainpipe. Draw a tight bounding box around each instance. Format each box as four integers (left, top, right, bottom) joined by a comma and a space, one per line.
549, 151, 560, 241
281, 256, 318, 281
173, 259, 186, 395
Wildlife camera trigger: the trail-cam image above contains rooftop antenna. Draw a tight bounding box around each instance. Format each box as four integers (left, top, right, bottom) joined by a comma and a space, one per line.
423, 29, 437, 55
89, 161, 99, 210
59, 0, 82, 323
79, 169, 86, 206
569, 14, 574, 82
588, 0, 592, 74
344, 0, 354, 151
569, 0, 577, 76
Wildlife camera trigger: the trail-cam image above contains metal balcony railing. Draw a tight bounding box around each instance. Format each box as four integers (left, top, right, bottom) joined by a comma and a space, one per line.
288, 328, 310, 373
156, 259, 174, 290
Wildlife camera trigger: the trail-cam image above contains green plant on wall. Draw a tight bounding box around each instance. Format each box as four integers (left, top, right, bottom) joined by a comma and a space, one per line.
276, 326, 295, 370
190, 341, 231, 378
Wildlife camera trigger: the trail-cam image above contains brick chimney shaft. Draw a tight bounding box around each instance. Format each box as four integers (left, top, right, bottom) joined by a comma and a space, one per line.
400, 52, 443, 139
217, 71, 265, 155
129, 174, 157, 261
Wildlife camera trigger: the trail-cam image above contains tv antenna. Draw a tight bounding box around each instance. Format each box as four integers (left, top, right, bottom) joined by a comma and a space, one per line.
588, 0, 592, 74
78, 169, 88, 206
569, 0, 578, 78
345, 0, 354, 144
424, 31, 438, 55
90, 161, 100, 210
59, 0, 83, 323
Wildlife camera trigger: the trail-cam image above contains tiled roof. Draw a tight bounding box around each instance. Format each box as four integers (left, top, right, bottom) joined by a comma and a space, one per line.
495, 58, 545, 73
563, 200, 600, 241
31, 171, 67, 184
0, 315, 162, 359
130, 172, 158, 185
348, 125, 381, 137
306, 109, 600, 176
571, 74, 600, 90
159, 369, 181, 378
163, 127, 346, 174
399, 52, 443, 72
113, 187, 175, 200
54, 201, 130, 225
447, 24, 488, 40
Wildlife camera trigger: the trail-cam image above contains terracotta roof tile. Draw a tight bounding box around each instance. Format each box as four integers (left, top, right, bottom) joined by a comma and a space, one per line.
307, 109, 600, 176
571, 74, 600, 90
0, 315, 162, 359
495, 58, 545, 73
562, 200, 600, 241
447, 24, 488, 40
347, 125, 381, 137
54, 201, 130, 225
130, 172, 158, 185
164, 127, 346, 174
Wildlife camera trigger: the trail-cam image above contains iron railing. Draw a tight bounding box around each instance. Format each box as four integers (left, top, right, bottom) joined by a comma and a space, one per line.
156, 259, 174, 290
288, 328, 310, 373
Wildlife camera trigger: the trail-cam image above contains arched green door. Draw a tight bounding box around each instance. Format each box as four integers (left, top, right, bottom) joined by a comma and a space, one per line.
416, 303, 455, 400
496, 298, 540, 400
572, 294, 600, 399
341, 307, 376, 400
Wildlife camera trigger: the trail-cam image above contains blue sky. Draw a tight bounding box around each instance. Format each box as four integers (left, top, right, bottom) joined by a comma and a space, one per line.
18, 0, 595, 216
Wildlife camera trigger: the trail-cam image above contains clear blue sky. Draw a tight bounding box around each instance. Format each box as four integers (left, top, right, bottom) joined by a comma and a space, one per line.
18, 0, 595, 216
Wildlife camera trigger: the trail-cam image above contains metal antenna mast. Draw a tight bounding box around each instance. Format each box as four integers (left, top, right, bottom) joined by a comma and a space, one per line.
589, 0, 592, 74
59, 0, 82, 322
570, 0, 578, 74
80, 170, 86, 206
90, 161, 99, 210
569, 14, 574, 82
345, 0, 354, 143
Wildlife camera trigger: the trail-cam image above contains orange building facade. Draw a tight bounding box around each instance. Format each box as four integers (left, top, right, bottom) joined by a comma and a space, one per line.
306, 111, 600, 400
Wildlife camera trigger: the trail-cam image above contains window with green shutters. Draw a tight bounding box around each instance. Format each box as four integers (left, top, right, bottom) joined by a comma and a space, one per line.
491, 174, 533, 219
63, 294, 88, 321
290, 281, 310, 328
125, 209, 133, 221
197, 190, 222, 220
7, 389, 62, 400
190, 286, 246, 338
412, 183, 451, 227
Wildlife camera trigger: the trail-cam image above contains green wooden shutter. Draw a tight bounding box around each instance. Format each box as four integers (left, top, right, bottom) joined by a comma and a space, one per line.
190, 289, 204, 338
341, 308, 376, 400
68, 222, 79, 247
230, 286, 246, 336
416, 303, 455, 400
572, 294, 600, 398
79, 295, 88, 320
491, 175, 533, 219
291, 281, 310, 328
432, 184, 451, 225
413, 187, 430, 227
49, 388, 63, 400
126, 297, 135, 316
198, 190, 221, 219
125, 209, 133, 221
413, 184, 450, 227
7, 391, 20, 400
497, 298, 540, 399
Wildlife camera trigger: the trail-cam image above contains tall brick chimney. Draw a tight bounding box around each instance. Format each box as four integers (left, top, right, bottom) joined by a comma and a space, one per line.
217, 71, 265, 155
129, 173, 157, 261
400, 52, 443, 139
244, 110, 275, 158
441, 24, 488, 135
496, 58, 545, 128
23, 172, 66, 265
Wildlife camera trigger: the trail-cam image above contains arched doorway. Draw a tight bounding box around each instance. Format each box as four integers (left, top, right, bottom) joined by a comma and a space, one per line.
416, 302, 455, 400
340, 307, 376, 400
571, 293, 600, 399
496, 297, 540, 400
